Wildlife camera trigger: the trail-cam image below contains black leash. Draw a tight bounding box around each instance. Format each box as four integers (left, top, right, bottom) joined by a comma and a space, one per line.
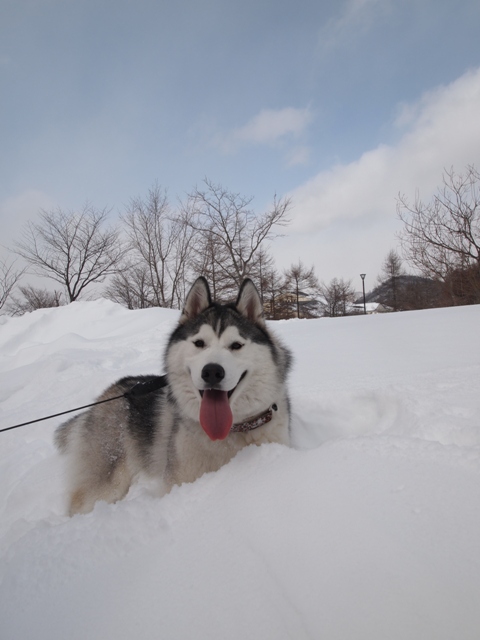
1, 376, 167, 434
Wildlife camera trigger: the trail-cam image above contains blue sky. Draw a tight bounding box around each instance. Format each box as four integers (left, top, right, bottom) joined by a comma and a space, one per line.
2, 0, 480, 289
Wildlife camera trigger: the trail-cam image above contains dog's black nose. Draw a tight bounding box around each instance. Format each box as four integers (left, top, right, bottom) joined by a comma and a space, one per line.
201, 363, 225, 385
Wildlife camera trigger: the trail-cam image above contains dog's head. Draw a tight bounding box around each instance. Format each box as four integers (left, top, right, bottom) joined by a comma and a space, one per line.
166, 277, 287, 441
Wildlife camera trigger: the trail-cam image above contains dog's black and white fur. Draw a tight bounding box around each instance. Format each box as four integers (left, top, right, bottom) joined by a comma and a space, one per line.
55, 277, 292, 515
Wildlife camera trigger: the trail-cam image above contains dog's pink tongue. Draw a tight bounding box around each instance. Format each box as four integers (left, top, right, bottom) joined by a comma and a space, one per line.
200, 389, 233, 441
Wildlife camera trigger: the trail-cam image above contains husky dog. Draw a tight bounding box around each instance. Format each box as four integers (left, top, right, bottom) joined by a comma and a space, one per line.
55, 277, 292, 515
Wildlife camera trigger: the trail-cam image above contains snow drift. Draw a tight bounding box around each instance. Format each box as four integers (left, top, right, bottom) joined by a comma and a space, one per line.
1, 300, 479, 639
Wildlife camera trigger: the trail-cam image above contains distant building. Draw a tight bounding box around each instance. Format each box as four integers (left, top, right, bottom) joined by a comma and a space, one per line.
350, 302, 390, 314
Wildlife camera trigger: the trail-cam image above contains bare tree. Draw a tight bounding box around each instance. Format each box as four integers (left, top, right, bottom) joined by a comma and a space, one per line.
262, 267, 289, 320
8, 285, 63, 316
0, 258, 24, 312
442, 262, 480, 306
284, 261, 320, 318
184, 179, 291, 300
188, 228, 228, 301
250, 246, 276, 305
103, 263, 154, 310
120, 185, 195, 309
397, 166, 480, 300
377, 250, 405, 311
319, 277, 355, 317
15, 205, 125, 302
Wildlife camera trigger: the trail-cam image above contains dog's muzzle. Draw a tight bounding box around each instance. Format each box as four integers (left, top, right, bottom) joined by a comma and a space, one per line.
198, 366, 247, 441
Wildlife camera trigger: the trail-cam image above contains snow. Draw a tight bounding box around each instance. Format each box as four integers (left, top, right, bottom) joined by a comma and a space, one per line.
1, 300, 480, 639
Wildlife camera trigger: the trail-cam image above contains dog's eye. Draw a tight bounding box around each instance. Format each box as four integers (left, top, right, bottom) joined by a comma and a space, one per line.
193, 339, 205, 348
230, 342, 243, 351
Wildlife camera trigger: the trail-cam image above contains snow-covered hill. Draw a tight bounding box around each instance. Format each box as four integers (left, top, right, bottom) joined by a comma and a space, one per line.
1, 300, 479, 639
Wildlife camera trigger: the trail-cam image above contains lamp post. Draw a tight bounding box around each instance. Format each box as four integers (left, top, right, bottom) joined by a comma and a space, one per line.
360, 274, 366, 315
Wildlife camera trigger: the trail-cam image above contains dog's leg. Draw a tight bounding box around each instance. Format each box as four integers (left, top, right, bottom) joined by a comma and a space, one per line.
68, 458, 134, 516
64, 420, 135, 515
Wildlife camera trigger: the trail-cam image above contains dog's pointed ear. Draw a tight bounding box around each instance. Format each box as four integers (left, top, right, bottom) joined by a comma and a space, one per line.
236, 279, 265, 327
180, 277, 212, 324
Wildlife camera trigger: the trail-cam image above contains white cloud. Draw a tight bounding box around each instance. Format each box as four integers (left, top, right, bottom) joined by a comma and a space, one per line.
214, 106, 313, 154
289, 67, 480, 233
271, 67, 480, 284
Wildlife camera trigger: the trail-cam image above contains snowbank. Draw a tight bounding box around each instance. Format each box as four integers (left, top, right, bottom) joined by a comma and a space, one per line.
1, 301, 479, 639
